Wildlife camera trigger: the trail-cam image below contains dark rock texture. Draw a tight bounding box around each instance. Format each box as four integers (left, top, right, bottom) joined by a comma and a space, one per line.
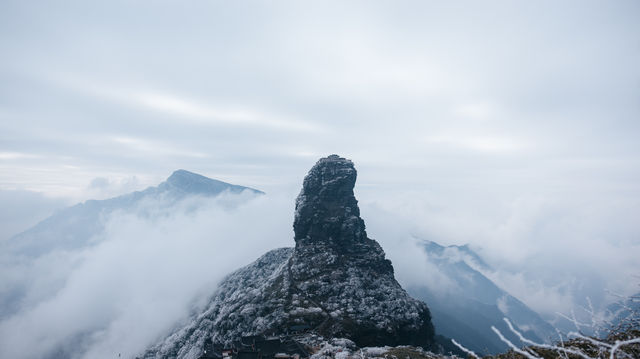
143, 155, 435, 359
288, 155, 433, 346
293, 154, 365, 245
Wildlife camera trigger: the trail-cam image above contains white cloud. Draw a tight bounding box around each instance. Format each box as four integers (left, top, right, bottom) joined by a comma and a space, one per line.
453, 102, 496, 121
363, 204, 460, 295
358, 186, 640, 319
0, 190, 69, 241
1, 181, 639, 358
86, 175, 143, 200
111, 136, 209, 159
0, 192, 293, 359
134, 92, 320, 133
425, 134, 527, 153
0, 0, 639, 352
0, 152, 42, 160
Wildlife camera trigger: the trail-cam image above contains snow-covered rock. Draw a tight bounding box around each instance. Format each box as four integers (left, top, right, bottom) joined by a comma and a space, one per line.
143, 155, 435, 358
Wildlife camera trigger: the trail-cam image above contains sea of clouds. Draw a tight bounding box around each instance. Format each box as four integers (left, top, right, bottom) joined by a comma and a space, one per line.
1, 186, 639, 358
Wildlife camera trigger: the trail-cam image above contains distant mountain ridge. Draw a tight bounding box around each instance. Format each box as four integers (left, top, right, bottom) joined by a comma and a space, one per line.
0, 170, 263, 321
160, 169, 264, 196
407, 240, 556, 355
5, 170, 262, 257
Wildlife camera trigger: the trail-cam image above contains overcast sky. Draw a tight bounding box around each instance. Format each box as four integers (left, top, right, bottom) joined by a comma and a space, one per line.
1, 0, 640, 320
1, 0, 638, 196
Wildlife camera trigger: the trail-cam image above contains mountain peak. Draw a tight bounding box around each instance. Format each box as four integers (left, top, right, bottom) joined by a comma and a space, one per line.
161, 169, 264, 195
144, 156, 436, 357
7, 169, 264, 258
294, 154, 365, 245
167, 169, 209, 184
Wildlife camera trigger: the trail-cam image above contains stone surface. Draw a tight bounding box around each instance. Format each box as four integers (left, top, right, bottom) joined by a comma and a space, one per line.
293, 154, 365, 245
143, 155, 435, 359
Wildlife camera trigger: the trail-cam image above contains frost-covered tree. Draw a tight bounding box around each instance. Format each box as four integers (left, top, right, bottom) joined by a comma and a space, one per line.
452, 292, 640, 359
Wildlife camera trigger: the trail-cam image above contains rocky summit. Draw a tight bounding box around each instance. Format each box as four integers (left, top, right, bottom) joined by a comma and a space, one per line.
143, 155, 435, 359
288, 155, 434, 346
293, 154, 366, 245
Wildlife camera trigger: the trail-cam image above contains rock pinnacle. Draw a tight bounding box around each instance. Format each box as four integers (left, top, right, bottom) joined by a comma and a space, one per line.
293, 154, 367, 246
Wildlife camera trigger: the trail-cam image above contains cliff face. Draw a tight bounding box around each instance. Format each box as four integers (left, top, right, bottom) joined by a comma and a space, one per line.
293, 154, 366, 245
143, 155, 435, 359
288, 155, 433, 346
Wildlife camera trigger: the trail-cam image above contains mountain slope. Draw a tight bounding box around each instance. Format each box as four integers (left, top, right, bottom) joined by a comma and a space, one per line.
407, 240, 556, 355
4, 170, 262, 257
0, 170, 263, 320
143, 155, 436, 359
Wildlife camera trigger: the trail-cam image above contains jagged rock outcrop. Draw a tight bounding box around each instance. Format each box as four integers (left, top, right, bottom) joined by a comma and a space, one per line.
143, 155, 435, 359
293, 154, 366, 245
288, 155, 433, 346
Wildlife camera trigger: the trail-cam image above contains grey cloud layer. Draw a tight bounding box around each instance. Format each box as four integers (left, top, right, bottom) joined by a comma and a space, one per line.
0, 193, 294, 359
1, 189, 637, 359
1, 1, 638, 195
0, 0, 639, 350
